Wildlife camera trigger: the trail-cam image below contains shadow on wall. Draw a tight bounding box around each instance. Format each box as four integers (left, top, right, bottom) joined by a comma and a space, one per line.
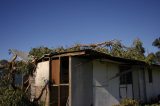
93, 61, 120, 106
93, 80, 120, 106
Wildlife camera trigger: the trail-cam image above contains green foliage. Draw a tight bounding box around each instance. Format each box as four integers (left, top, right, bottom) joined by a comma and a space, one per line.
52, 46, 65, 53
0, 70, 31, 106
0, 60, 35, 106
123, 38, 145, 61
29, 46, 53, 58
28, 39, 147, 62
145, 53, 156, 64
155, 51, 160, 62
152, 37, 160, 49
110, 41, 124, 57
152, 37, 160, 63
15, 61, 35, 75
133, 38, 145, 54
108, 38, 145, 61
0, 87, 33, 106
28, 38, 160, 65
120, 98, 139, 106
95, 47, 109, 54
113, 98, 139, 106
113, 98, 160, 106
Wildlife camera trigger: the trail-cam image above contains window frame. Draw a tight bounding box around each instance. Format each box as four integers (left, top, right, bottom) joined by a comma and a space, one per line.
119, 65, 132, 85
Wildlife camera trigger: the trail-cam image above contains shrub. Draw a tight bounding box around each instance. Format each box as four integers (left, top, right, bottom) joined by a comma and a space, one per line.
113, 98, 139, 106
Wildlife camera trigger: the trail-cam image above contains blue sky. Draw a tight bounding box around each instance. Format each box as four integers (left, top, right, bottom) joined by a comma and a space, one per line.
0, 0, 160, 60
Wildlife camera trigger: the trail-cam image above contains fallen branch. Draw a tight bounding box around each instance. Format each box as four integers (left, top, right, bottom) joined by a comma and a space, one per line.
33, 81, 49, 102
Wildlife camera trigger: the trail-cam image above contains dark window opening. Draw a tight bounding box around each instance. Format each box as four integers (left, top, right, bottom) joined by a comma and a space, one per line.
120, 65, 132, 84
50, 86, 58, 106
148, 68, 153, 83
60, 57, 69, 84
60, 86, 69, 106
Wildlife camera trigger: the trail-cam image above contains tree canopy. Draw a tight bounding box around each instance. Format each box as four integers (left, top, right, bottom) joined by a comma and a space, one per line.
152, 37, 160, 49
152, 37, 160, 63
28, 39, 147, 62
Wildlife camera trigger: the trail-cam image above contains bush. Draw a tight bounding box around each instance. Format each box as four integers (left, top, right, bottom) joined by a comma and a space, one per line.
113, 98, 139, 106
0, 87, 33, 106
113, 98, 160, 106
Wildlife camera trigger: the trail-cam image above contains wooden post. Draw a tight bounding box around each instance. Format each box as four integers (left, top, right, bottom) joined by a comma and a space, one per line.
69, 56, 72, 106
49, 57, 52, 106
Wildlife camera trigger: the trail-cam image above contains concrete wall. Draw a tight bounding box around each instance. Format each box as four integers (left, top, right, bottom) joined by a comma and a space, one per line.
93, 60, 119, 106
71, 57, 93, 106
35, 61, 49, 86
34, 61, 49, 103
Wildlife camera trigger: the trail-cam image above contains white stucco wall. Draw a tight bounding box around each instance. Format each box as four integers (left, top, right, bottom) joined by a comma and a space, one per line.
93, 60, 119, 106
35, 61, 49, 86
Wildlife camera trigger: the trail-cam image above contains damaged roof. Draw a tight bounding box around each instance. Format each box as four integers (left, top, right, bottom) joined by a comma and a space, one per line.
39, 49, 148, 65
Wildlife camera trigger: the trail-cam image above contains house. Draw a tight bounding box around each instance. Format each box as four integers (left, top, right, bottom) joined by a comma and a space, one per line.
31, 49, 160, 106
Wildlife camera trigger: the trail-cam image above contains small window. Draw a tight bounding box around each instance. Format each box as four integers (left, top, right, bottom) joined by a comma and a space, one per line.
148, 68, 153, 83
120, 65, 132, 84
